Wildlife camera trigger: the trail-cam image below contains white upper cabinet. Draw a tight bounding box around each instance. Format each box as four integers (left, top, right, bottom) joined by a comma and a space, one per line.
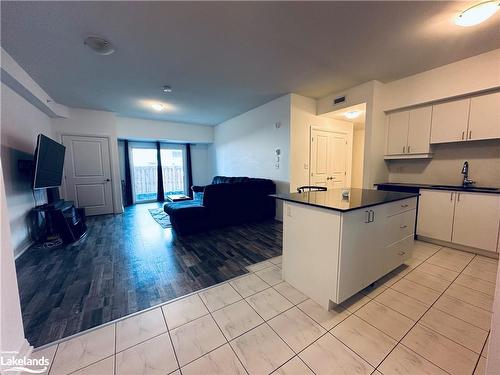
386, 111, 409, 155
407, 106, 432, 154
452, 192, 500, 253
468, 92, 500, 141
430, 99, 470, 144
385, 107, 432, 158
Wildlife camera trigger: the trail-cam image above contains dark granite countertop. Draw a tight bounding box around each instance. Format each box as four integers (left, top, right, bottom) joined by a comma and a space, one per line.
271, 188, 419, 212
376, 182, 500, 194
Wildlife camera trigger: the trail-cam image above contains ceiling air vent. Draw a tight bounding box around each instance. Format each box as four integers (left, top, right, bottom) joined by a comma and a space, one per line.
333, 96, 346, 106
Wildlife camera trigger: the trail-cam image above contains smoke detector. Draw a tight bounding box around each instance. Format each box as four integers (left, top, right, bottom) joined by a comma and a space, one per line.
84, 35, 115, 55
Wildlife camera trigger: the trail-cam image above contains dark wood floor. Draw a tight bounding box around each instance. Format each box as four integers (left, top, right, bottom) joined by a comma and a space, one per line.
15, 203, 283, 348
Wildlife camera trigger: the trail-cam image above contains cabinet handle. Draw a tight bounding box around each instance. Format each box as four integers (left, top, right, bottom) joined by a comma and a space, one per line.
469, 130, 472, 139
369, 210, 375, 222
400, 225, 408, 229
365, 210, 370, 223
450, 192, 454, 201
407, 145, 411, 153
402, 146, 405, 153
461, 131, 465, 140
401, 204, 409, 208
457, 193, 460, 202
398, 251, 406, 256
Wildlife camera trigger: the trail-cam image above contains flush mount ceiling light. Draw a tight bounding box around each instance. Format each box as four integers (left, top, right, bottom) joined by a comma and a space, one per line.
162, 85, 173, 93
455, 1, 499, 26
84, 35, 115, 55
344, 110, 361, 119
151, 103, 164, 111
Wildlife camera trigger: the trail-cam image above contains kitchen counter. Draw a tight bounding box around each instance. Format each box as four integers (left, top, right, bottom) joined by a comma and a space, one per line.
376, 182, 500, 194
276, 189, 418, 310
271, 188, 419, 212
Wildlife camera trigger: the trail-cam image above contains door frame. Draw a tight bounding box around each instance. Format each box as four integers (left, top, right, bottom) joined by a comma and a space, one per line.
58, 132, 117, 214
309, 126, 353, 188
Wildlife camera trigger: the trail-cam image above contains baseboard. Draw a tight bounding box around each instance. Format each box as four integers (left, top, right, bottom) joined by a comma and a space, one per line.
417, 236, 499, 259
14, 240, 33, 260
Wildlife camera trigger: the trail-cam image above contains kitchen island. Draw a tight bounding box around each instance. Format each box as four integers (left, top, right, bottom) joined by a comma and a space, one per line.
272, 189, 419, 310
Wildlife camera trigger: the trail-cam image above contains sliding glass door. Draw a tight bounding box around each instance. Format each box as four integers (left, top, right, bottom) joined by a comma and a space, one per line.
129, 142, 187, 203
160, 144, 187, 196
131, 145, 158, 203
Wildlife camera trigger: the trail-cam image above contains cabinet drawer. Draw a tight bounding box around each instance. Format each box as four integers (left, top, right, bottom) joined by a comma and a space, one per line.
385, 209, 416, 246
385, 198, 417, 217
381, 235, 414, 276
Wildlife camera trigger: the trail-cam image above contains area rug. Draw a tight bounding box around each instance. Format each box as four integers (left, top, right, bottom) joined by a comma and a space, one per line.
148, 208, 172, 229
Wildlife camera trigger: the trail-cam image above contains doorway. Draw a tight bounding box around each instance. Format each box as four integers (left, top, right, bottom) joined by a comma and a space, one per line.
309, 128, 351, 189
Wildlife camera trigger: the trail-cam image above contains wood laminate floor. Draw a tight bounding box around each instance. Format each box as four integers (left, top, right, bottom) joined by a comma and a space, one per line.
15, 203, 282, 348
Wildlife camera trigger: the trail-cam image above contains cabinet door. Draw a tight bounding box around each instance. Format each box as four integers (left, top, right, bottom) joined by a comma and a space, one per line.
407, 107, 432, 154
417, 189, 455, 242
468, 92, 500, 141
452, 192, 500, 252
338, 208, 379, 301
430, 99, 470, 144
386, 111, 409, 155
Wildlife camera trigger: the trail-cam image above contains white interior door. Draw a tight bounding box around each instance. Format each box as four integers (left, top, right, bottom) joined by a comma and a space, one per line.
310, 129, 350, 189
62, 135, 114, 216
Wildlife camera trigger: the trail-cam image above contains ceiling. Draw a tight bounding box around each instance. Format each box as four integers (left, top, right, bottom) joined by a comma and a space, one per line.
2, 1, 499, 125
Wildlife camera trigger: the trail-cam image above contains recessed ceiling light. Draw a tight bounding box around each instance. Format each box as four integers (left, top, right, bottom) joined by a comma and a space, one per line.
84, 35, 115, 55
151, 103, 164, 111
163, 85, 173, 93
344, 111, 361, 119
455, 1, 499, 26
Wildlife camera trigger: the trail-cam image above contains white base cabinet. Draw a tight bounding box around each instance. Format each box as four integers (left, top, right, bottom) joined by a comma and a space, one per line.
282, 198, 417, 309
417, 189, 500, 253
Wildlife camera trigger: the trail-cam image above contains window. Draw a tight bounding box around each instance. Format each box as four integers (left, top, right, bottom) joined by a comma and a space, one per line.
160, 148, 186, 196
129, 142, 187, 203
131, 146, 157, 202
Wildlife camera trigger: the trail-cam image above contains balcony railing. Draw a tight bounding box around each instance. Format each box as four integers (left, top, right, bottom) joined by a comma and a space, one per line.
134, 165, 185, 201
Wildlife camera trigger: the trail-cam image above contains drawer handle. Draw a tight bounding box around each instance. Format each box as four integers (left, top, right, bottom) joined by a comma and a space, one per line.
400, 225, 408, 229
401, 204, 409, 208
398, 251, 406, 256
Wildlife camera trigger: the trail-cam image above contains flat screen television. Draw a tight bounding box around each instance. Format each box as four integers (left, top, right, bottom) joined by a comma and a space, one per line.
33, 134, 66, 189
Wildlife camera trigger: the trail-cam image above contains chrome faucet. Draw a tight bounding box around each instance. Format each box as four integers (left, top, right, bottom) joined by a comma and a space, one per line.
461, 161, 475, 187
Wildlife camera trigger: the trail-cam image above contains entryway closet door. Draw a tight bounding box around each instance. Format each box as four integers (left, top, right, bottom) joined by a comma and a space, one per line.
310, 128, 350, 189
62, 135, 114, 215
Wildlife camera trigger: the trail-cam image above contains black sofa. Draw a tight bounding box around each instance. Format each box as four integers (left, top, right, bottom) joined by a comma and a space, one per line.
164, 176, 276, 235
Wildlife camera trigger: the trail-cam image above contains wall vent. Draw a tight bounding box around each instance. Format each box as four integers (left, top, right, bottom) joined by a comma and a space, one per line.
333, 96, 346, 105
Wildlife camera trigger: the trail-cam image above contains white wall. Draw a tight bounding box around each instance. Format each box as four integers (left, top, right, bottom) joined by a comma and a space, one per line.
116, 117, 213, 144
51, 108, 124, 214
318, 81, 388, 188
0, 160, 32, 359
211, 94, 291, 219
352, 127, 365, 188
0, 83, 53, 256
290, 94, 353, 191
383, 49, 500, 111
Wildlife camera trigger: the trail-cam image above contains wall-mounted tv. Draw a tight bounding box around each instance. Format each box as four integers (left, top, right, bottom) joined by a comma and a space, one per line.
33, 134, 66, 189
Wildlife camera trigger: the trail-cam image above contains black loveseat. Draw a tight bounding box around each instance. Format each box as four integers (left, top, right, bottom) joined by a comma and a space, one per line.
164, 176, 276, 235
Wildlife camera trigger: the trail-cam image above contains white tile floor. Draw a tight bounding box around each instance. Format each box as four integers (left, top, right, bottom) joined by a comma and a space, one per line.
31, 241, 497, 375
